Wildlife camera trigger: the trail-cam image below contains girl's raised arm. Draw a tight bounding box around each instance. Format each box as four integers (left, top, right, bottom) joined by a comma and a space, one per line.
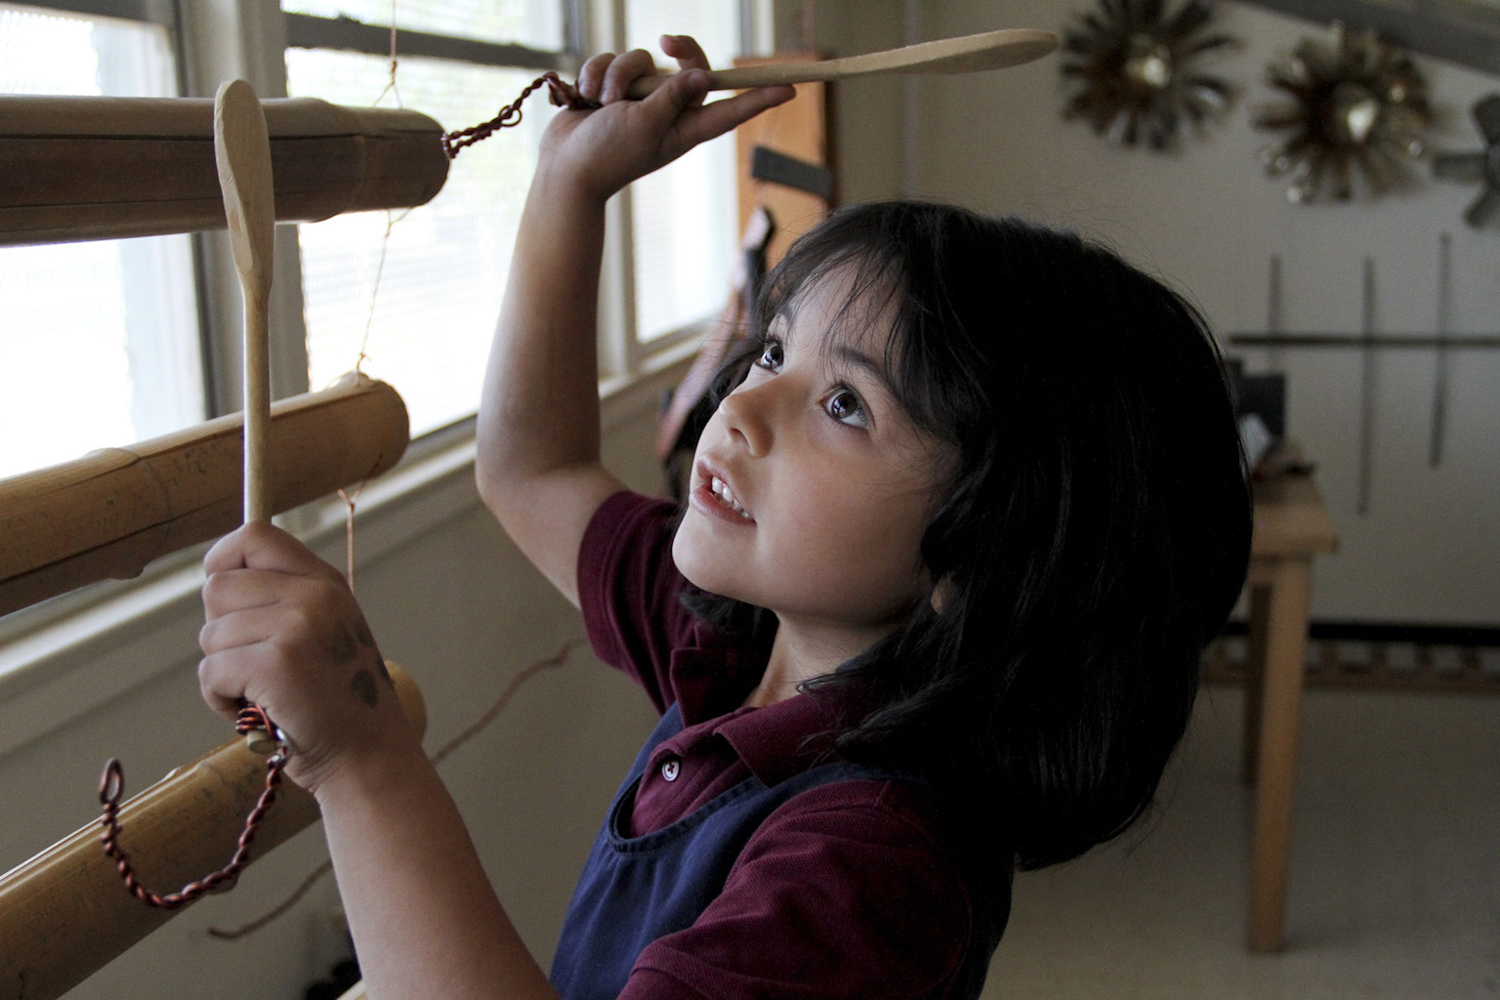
475, 37, 793, 606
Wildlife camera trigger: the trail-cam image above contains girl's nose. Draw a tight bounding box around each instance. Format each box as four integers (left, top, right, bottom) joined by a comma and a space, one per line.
717, 381, 775, 457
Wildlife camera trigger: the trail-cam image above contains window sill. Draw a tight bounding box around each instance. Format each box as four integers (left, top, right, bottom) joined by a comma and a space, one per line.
0, 344, 697, 758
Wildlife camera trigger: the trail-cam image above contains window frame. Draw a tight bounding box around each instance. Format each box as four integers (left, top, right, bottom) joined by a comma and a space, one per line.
0, 0, 770, 646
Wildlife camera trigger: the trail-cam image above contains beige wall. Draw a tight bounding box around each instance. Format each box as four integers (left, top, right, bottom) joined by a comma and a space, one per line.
816, 0, 1499, 625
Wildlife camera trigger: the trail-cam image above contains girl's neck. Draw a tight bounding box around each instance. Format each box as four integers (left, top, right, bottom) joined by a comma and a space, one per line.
741, 615, 897, 708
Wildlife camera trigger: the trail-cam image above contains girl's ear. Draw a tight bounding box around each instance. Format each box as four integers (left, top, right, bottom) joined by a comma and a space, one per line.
929, 575, 956, 615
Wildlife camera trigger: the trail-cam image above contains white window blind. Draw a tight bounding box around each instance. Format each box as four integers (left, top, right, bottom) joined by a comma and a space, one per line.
0, 4, 202, 481
285, 41, 550, 436
282, 0, 564, 50
625, 1, 740, 344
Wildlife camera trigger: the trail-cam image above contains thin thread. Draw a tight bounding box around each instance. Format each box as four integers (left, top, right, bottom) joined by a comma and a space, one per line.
429, 639, 579, 766
334, 483, 366, 591
207, 860, 333, 940
206, 641, 578, 938
371, 3, 403, 109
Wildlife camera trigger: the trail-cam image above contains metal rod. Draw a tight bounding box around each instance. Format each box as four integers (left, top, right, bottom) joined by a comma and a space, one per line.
1429, 232, 1453, 467
1228, 333, 1500, 349
1357, 257, 1377, 516
1267, 254, 1284, 369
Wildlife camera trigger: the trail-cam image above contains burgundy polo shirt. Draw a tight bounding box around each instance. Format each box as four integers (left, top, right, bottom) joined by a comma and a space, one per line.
576, 490, 997, 999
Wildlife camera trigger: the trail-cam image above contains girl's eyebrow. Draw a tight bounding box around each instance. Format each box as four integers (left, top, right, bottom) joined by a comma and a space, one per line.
830, 345, 899, 401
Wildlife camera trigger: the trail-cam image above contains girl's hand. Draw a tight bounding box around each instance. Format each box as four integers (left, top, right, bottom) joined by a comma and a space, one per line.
542, 34, 794, 202
198, 522, 419, 797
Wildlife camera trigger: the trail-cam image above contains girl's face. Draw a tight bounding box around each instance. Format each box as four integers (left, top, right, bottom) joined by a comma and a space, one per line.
673, 267, 955, 647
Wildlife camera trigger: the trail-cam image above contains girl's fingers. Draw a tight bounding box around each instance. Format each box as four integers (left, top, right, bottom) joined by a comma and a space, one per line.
204, 522, 345, 584
198, 644, 278, 717
201, 567, 284, 620
663, 76, 795, 150
661, 34, 710, 73
600, 47, 657, 104
576, 52, 615, 102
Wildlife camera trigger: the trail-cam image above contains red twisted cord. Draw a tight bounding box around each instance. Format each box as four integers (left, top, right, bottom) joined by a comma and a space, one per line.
98, 704, 288, 909
442, 71, 595, 159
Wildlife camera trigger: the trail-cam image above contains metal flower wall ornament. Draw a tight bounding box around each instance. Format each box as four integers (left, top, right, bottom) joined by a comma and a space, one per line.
1061, 0, 1239, 152
1255, 23, 1433, 203
1432, 94, 1500, 228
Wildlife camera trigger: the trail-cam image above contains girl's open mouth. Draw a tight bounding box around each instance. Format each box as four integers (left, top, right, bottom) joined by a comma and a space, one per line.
691, 463, 755, 524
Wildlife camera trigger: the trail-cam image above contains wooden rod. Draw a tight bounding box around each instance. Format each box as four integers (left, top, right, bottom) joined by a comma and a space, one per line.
0, 662, 426, 1000
0, 374, 409, 619
0, 96, 449, 246
214, 80, 278, 525
627, 27, 1057, 96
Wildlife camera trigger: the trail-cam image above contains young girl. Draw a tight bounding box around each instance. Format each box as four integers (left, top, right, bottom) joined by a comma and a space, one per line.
198, 35, 1250, 1000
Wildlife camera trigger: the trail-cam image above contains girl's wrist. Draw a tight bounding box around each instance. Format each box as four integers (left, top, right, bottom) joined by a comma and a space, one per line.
298, 709, 429, 807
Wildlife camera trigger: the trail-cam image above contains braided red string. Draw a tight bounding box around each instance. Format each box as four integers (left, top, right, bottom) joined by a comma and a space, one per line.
98, 704, 288, 909
442, 71, 595, 159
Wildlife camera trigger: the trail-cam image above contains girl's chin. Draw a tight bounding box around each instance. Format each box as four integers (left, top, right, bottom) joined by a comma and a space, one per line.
671, 522, 742, 596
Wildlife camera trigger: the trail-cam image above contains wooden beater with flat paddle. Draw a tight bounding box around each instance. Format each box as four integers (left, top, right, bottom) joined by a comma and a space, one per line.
443, 27, 1058, 156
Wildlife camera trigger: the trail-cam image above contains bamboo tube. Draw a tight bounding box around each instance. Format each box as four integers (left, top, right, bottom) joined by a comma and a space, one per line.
0, 96, 448, 246
0, 662, 426, 1000
0, 373, 408, 619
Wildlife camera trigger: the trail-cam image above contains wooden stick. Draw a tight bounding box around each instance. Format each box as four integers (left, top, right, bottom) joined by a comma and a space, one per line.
0, 96, 448, 246
0, 662, 425, 1000
627, 27, 1057, 97
0, 374, 408, 619
215, 80, 277, 525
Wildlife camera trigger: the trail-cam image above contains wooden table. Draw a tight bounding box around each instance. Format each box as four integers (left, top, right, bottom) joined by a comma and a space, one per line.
1241, 471, 1338, 952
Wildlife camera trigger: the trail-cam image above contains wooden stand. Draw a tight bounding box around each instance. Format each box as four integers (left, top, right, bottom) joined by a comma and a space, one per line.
1242, 469, 1338, 952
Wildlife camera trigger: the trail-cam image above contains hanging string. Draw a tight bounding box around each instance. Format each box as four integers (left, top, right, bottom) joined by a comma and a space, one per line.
99, 705, 290, 909
206, 639, 579, 939
443, 72, 593, 159
371, 1, 403, 109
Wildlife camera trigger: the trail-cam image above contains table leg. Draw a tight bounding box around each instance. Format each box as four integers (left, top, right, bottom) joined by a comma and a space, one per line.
1247, 558, 1312, 953
1243, 583, 1271, 785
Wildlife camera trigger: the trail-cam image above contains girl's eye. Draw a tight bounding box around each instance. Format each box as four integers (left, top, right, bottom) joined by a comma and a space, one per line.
825, 388, 869, 429
753, 341, 784, 372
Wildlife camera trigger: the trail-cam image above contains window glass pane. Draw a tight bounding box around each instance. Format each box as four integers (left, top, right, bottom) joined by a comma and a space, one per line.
626, 1, 739, 342
286, 49, 547, 436
0, 4, 201, 481
281, 0, 564, 51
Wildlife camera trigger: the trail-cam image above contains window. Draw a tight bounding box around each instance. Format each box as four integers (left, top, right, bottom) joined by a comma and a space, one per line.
282, 0, 570, 436
0, 2, 202, 481
623, 1, 742, 347
0, 0, 763, 477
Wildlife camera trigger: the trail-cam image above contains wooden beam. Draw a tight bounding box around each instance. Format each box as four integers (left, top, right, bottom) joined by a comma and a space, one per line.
0, 96, 449, 246
0, 374, 409, 619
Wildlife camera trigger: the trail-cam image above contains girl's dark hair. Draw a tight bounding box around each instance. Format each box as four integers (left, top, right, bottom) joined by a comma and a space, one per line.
690, 201, 1251, 871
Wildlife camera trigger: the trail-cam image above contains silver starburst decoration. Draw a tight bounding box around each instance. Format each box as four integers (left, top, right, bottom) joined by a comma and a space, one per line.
1061, 0, 1238, 151
1255, 23, 1432, 203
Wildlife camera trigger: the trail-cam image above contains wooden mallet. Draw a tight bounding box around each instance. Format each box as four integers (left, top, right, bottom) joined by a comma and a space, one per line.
626, 27, 1057, 98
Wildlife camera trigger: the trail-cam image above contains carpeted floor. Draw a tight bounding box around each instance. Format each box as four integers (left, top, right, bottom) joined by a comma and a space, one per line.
983, 682, 1500, 999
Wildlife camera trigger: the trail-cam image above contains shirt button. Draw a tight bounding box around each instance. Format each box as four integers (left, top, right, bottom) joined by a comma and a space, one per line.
660, 757, 681, 782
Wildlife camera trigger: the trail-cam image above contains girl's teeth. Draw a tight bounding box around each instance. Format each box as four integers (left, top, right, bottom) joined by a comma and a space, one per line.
710, 476, 750, 518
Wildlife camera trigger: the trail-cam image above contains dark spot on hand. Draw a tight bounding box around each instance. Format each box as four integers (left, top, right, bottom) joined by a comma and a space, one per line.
322, 628, 359, 664
350, 668, 379, 707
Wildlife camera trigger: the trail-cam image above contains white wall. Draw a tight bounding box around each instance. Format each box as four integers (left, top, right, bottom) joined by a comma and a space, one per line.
826, 0, 1500, 625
